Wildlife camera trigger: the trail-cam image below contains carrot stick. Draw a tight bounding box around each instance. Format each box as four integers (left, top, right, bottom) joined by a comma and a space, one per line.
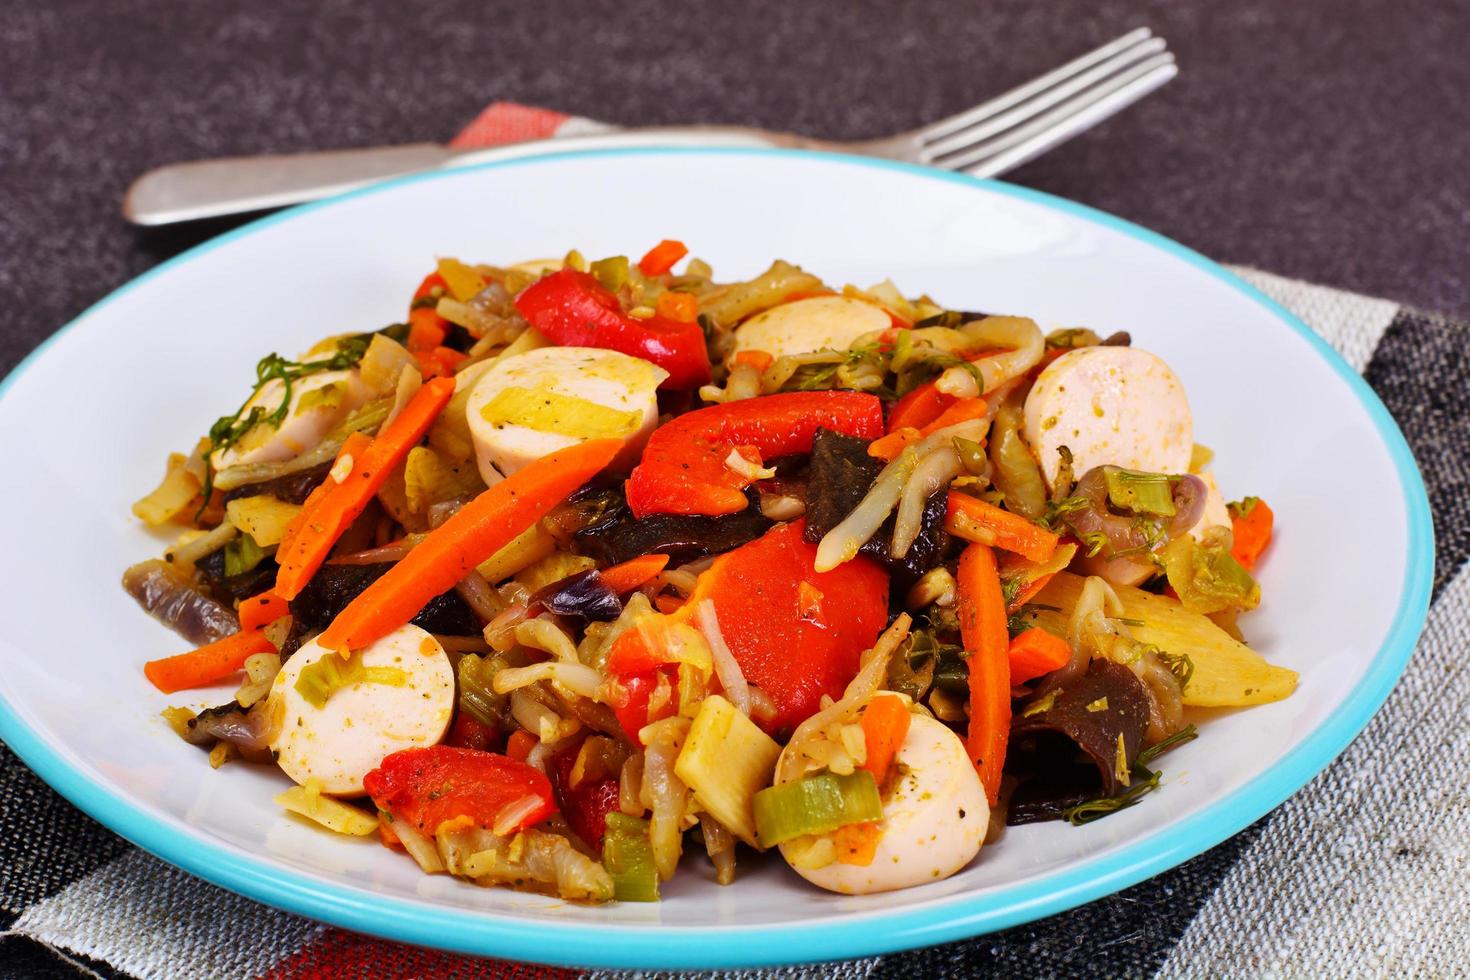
317, 439, 623, 652
275, 378, 456, 600
1006, 628, 1072, 685
655, 291, 699, 322
732, 350, 774, 374
276, 432, 372, 560
859, 693, 911, 784
600, 554, 670, 594
1230, 498, 1274, 572
637, 239, 688, 276
946, 491, 1059, 563
867, 427, 920, 461
919, 397, 987, 436
238, 589, 290, 632
144, 630, 276, 694
957, 543, 1010, 806
886, 380, 954, 433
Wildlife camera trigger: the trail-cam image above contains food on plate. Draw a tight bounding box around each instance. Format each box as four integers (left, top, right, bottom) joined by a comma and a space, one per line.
126, 242, 1292, 902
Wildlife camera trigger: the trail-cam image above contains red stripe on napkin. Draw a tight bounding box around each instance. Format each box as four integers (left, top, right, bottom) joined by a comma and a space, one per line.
450, 101, 574, 148
259, 928, 580, 980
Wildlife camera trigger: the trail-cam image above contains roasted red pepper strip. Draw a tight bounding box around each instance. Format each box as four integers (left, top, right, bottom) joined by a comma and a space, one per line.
548, 736, 623, 853
625, 391, 884, 518
605, 520, 888, 734
363, 746, 556, 837
514, 268, 711, 389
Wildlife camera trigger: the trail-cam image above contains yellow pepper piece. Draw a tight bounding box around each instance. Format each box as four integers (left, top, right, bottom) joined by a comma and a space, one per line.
437, 257, 488, 302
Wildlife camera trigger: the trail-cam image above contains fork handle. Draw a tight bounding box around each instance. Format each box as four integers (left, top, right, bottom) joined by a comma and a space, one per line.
123, 142, 463, 226
122, 128, 812, 227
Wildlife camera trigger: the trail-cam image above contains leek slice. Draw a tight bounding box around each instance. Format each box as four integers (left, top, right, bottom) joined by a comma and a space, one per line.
753, 771, 883, 847
602, 812, 660, 902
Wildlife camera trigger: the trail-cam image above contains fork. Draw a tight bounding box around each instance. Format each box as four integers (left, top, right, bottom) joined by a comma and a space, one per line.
123, 28, 1176, 227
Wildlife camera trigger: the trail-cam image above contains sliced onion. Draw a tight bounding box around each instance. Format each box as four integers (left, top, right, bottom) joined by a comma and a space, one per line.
959, 316, 1044, 393
892, 445, 962, 558
814, 445, 919, 572
696, 600, 751, 716
492, 794, 551, 837
493, 661, 604, 702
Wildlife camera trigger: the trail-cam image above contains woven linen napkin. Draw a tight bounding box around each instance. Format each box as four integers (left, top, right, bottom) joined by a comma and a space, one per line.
1, 104, 1464, 980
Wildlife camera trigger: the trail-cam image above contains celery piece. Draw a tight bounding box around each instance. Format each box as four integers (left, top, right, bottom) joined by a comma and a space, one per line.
753, 771, 883, 847
1104, 467, 1176, 516
223, 533, 267, 578
602, 812, 660, 902
591, 255, 630, 292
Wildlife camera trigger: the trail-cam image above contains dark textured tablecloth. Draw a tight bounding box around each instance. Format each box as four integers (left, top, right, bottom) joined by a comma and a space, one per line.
1, 2, 1466, 977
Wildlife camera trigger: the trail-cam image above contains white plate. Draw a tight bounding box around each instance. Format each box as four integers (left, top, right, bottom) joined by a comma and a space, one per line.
0, 148, 1432, 969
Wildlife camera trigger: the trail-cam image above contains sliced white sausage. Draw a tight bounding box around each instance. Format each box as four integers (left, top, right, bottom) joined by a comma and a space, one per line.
465, 346, 667, 483
212, 369, 372, 469
1023, 346, 1193, 490
732, 296, 889, 362
270, 624, 455, 795
783, 713, 988, 895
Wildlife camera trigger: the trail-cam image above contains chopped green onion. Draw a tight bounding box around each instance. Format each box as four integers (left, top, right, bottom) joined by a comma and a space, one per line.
1104, 467, 1176, 516
602, 813, 660, 902
591, 255, 630, 291
753, 771, 883, 847
295, 653, 407, 710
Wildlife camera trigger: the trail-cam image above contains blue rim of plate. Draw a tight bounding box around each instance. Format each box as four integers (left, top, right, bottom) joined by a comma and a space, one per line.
0, 147, 1434, 969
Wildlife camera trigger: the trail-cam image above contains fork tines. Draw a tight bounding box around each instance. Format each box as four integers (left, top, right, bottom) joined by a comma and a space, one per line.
919, 28, 1177, 176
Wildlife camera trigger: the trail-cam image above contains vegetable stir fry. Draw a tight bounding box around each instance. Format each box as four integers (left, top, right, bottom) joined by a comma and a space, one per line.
126, 243, 1295, 901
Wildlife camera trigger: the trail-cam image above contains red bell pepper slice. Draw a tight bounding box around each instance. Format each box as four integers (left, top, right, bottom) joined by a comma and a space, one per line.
604, 520, 889, 734
548, 737, 624, 853
514, 268, 711, 389
624, 391, 884, 518
363, 746, 556, 837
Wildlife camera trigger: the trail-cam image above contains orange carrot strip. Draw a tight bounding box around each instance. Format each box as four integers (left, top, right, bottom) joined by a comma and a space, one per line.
867, 427, 921, 461
600, 554, 670, 594
274, 378, 456, 600
946, 491, 1059, 563
833, 820, 882, 866
957, 543, 1010, 806
655, 594, 686, 614
276, 432, 372, 559
732, 349, 774, 374
238, 589, 290, 632
143, 630, 276, 695
506, 730, 537, 763
1230, 498, 1274, 572
318, 439, 622, 652
859, 693, 911, 784
637, 239, 688, 276
1009, 572, 1058, 613
886, 380, 954, 433
919, 397, 987, 436
1007, 628, 1072, 685
655, 291, 699, 322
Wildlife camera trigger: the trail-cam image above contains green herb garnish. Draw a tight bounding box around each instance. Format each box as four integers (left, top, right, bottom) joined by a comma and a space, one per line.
198, 334, 372, 510
1062, 724, 1198, 825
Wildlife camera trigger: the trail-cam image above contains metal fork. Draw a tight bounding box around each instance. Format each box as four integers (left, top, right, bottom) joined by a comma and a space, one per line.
123, 28, 1176, 227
